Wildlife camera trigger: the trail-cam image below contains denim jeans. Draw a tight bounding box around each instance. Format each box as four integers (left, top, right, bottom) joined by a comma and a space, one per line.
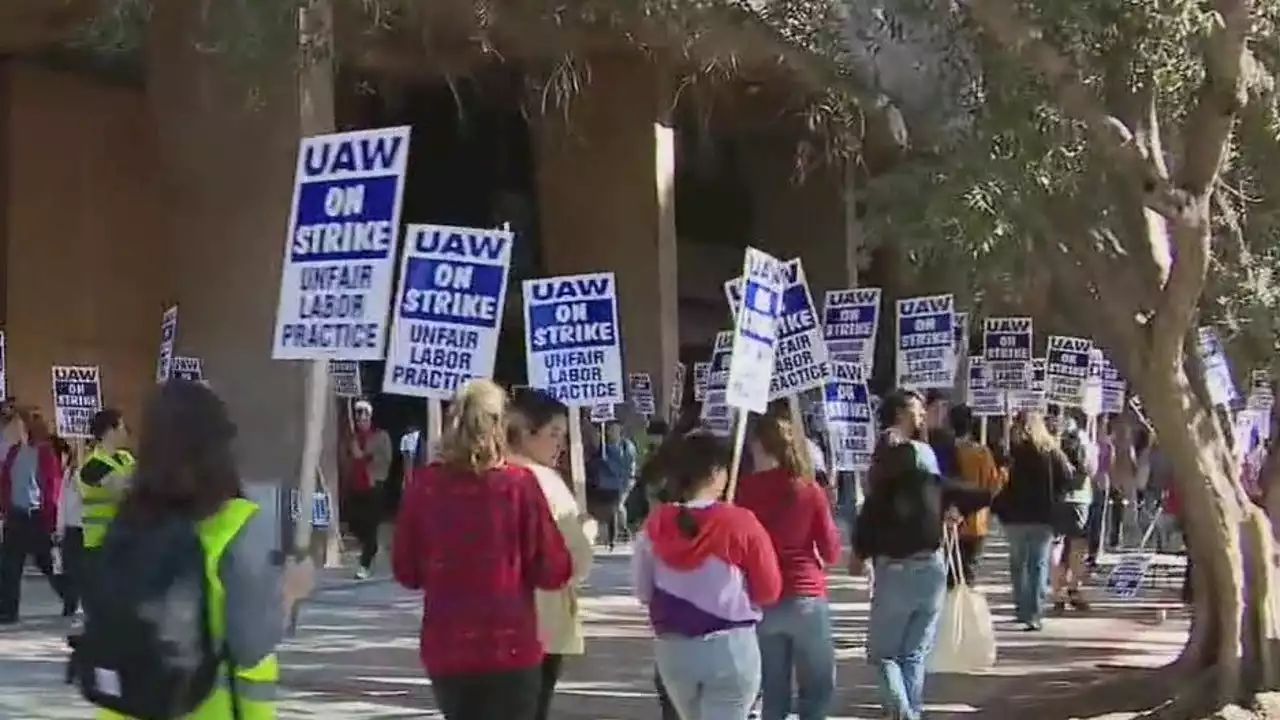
1005, 523, 1055, 624
655, 626, 761, 720
756, 596, 836, 720
867, 550, 947, 720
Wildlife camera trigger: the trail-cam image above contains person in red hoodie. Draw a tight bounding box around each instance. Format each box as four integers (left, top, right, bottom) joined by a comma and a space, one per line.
0, 408, 67, 623
736, 407, 843, 720
392, 379, 573, 720
633, 430, 783, 720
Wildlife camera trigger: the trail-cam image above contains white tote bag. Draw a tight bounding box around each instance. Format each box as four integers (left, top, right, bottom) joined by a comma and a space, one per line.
927, 527, 997, 673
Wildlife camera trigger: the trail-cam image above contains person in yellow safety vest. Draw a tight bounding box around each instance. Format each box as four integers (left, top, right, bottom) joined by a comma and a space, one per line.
78, 409, 136, 552
91, 380, 314, 719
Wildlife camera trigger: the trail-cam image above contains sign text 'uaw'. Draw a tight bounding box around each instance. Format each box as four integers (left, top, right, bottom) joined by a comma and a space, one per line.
895, 294, 957, 390
523, 272, 624, 407
823, 288, 880, 377
384, 224, 514, 399
272, 126, 411, 361
52, 365, 103, 438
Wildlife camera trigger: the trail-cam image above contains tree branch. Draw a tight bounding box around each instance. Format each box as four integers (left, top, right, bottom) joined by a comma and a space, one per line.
963, 0, 1188, 220
1178, 0, 1256, 195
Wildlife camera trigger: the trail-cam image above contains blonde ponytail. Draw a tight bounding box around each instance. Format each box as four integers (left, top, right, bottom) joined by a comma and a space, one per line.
438, 379, 508, 473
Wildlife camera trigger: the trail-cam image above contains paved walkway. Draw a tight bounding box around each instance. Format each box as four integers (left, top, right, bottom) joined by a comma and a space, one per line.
0, 540, 1188, 718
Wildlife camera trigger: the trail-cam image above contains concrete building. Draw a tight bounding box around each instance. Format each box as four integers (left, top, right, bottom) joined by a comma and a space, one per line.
0, 0, 873, 489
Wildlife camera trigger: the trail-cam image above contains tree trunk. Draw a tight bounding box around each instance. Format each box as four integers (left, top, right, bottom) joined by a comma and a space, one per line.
1135, 362, 1280, 717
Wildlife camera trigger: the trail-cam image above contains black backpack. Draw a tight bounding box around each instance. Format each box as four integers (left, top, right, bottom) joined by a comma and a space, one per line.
72, 517, 222, 720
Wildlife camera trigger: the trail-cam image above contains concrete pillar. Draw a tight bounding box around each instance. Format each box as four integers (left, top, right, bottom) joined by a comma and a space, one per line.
145, 0, 333, 488
741, 132, 854, 300
534, 54, 680, 421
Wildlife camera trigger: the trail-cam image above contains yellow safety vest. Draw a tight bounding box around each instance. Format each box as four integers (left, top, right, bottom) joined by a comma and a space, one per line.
78, 449, 136, 549
100, 497, 279, 719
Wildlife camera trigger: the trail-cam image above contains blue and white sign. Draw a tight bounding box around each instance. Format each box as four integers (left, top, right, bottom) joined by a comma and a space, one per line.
822, 288, 880, 376
729, 261, 830, 400
589, 404, 616, 423
1098, 353, 1126, 416
725, 248, 786, 413
966, 358, 1005, 417
1046, 336, 1093, 408
693, 361, 710, 403
1008, 358, 1048, 413
172, 357, 204, 383
52, 365, 102, 439
383, 224, 514, 399
823, 361, 874, 472
770, 261, 830, 399
289, 490, 333, 528
0, 332, 8, 400
699, 331, 735, 436
523, 272, 624, 407
1197, 326, 1238, 406
156, 305, 178, 383
1105, 554, 1152, 600
629, 373, 657, 418
895, 294, 957, 390
272, 126, 412, 361
329, 361, 363, 398
983, 317, 1033, 390
669, 363, 686, 417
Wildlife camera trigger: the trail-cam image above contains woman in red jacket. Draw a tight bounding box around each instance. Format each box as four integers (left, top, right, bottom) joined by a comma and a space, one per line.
736, 407, 843, 720
0, 408, 67, 623
392, 380, 573, 720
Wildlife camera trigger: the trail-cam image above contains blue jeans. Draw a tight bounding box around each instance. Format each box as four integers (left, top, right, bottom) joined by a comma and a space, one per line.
867, 550, 947, 720
756, 596, 836, 720
655, 627, 761, 720
1005, 523, 1055, 624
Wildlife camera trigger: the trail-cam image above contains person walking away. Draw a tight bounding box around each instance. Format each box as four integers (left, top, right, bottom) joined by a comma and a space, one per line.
54, 435, 84, 619
0, 409, 69, 623
347, 400, 391, 580
1086, 418, 1116, 565
949, 405, 1005, 586
76, 409, 136, 564
71, 379, 314, 719
1052, 415, 1097, 613
597, 421, 637, 550
851, 390, 991, 720
507, 388, 597, 720
993, 411, 1071, 631
633, 431, 782, 720
735, 406, 841, 720
392, 380, 573, 720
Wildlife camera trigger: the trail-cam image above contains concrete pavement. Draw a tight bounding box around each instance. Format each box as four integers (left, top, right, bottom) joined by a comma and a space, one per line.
0, 541, 1188, 718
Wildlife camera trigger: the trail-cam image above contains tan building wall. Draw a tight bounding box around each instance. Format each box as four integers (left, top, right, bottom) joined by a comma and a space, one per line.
0, 63, 170, 429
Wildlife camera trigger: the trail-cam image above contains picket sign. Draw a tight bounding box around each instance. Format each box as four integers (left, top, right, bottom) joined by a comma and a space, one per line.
722, 248, 786, 499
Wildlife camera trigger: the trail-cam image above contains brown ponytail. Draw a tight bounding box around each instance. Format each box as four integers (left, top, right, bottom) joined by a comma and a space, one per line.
749, 407, 814, 487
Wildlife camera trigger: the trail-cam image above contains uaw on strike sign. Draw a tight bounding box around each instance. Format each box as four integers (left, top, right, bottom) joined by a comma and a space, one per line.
383, 224, 514, 399
523, 273, 624, 406
272, 126, 411, 361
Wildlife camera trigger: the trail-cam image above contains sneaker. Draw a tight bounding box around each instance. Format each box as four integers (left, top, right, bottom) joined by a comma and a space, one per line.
1021, 620, 1043, 632
1068, 590, 1091, 611
354, 566, 371, 580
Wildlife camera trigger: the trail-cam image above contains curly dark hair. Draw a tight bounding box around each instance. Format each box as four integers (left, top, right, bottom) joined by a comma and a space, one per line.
117, 379, 241, 525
